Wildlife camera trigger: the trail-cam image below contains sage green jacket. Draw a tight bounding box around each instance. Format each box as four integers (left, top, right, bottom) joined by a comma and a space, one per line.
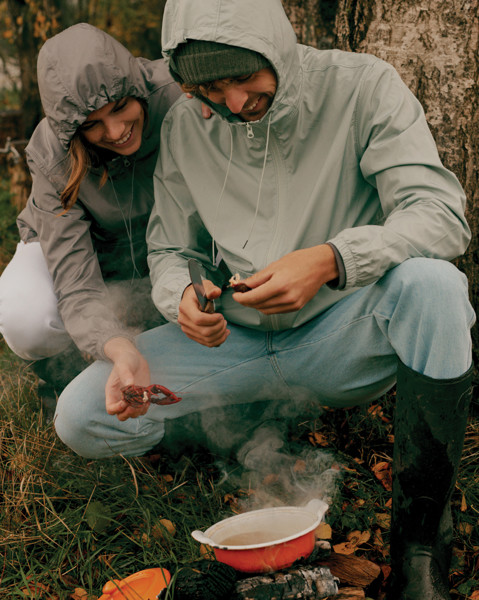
147, 0, 470, 330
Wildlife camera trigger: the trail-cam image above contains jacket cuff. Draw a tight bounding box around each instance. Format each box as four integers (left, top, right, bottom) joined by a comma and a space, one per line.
98, 333, 138, 362
325, 242, 346, 290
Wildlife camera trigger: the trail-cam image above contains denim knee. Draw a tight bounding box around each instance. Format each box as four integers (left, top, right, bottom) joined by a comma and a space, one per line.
389, 258, 472, 316
380, 258, 474, 377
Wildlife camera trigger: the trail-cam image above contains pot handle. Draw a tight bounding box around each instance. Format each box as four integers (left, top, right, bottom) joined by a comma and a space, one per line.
191, 530, 216, 546
304, 498, 329, 519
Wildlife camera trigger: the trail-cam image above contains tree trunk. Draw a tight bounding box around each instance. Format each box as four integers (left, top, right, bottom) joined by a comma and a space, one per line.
282, 0, 339, 47
334, 0, 479, 374
6, 0, 63, 138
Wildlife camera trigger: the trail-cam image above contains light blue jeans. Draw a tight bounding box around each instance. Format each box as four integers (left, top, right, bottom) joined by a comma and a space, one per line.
55, 258, 475, 458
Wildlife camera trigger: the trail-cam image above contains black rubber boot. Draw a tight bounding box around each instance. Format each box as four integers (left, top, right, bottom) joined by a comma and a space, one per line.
26, 343, 91, 419
387, 361, 474, 600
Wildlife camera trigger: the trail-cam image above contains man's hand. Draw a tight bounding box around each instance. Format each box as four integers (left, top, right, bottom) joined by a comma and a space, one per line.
232, 245, 339, 314
178, 281, 229, 347
104, 337, 151, 421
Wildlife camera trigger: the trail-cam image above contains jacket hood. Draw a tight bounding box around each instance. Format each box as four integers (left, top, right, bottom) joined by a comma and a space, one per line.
161, 0, 299, 117
37, 23, 151, 148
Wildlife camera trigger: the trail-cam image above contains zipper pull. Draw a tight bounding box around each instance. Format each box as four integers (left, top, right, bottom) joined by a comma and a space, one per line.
246, 122, 254, 139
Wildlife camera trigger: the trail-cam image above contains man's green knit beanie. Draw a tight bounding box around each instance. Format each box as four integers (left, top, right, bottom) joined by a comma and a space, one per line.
172, 40, 270, 85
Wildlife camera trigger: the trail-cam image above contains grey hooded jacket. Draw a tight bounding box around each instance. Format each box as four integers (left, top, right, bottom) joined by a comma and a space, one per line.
147, 0, 470, 330
16, 23, 181, 358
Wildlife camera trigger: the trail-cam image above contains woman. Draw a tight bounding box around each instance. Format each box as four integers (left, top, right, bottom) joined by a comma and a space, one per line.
0, 23, 181, 415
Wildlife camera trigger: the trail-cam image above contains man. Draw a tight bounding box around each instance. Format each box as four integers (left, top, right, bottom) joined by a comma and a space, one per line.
55, 1, 475, 599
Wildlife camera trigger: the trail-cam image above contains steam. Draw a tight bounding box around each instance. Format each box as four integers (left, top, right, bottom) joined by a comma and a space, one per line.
196, 399, 343, 512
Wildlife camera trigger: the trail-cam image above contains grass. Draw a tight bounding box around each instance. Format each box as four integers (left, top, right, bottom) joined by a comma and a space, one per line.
0, 175, 478, 598
1, 341, 478, 599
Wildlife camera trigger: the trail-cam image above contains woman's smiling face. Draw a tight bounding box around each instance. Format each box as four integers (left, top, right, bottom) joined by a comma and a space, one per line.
79, 97, 145, 155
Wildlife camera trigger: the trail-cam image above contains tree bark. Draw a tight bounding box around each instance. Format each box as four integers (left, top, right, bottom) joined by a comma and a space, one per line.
282, 0, 339, 47
334, 0, 479, 373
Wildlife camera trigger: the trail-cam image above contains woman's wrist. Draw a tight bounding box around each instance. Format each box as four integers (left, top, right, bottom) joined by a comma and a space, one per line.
103, 336, 139, 362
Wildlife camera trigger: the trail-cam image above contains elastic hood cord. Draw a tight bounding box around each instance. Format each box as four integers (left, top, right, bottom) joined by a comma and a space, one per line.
210, 113, 272, 262
211, 123, 234, 265
243, 112, 272, 249
109, 162, 142, 282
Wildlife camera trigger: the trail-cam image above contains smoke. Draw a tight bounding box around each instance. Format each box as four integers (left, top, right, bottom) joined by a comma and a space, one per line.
230, 421, 341, 512
195, 398, 343, 512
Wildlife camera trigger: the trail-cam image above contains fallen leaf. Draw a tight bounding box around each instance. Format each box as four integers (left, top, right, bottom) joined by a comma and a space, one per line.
333, 530, 370, 555
468, 591, 479, 600
332, 541, 357, 555
459, 522, 474, 535
347, 530, 370, 545
152, 518, 176, 542
375, 513, 391, 529
315, 522, 332, 539
84, 501, 112, 533
70, 588, 97, 600
200, 544, 215, 559
20, 581, 53, 598
461, 493, 467, 512
371, 461, 392, 491
262, 473, 279, 485
293, 459, 306, 473
308, 432, 329, 447
372, 528, 389, 558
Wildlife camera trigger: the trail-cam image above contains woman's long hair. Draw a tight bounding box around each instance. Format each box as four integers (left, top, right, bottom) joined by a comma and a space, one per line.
59, 98, 148, 212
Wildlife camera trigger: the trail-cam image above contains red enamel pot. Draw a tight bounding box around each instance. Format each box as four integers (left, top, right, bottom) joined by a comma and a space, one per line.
191, 499, 328, 573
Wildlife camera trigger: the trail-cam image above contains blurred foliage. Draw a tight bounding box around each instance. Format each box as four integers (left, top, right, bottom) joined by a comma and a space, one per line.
0, 0, 166, 63
0, 174, 19, 271
0, 0, 168, 137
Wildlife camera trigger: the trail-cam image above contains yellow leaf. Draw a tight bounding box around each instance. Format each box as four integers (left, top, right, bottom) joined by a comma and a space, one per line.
308, 432, 329, 447
315, 522, 332, 539
152, 518, 176, 542
70, 588, 97, 600
333, 530, 370, 555
372, 461, 392, 491
375, 513, 391, 529
332, 541, 357, 555
21, 581, 52, 597
263, 473, 279, 485
347, 530, 370, 545
200, 544, 215, 559
293, 459, 307, 473
459, 522, 473, 535
461, 493, 467, 512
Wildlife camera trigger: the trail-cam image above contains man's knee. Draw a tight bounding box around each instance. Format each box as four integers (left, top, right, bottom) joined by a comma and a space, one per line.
387, 258, 471, 311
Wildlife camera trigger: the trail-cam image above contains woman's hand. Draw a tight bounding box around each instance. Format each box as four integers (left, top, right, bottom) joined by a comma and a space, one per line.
178, 282, 229, 347
185, 92, 212, 119
104, 337, 151, 421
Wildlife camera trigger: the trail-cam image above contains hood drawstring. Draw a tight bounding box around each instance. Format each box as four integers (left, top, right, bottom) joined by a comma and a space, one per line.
243, 112, 272, 249
210, 113, 273, 263
109, 161, 142, 282
211, 123, 234, 265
